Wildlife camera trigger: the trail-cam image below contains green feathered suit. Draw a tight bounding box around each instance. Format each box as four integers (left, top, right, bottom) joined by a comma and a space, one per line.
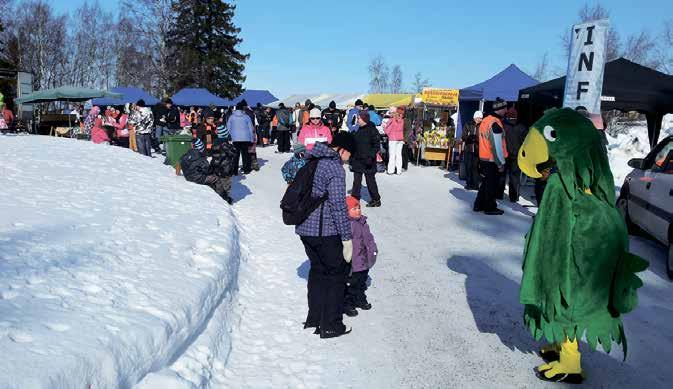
517, 108, 648, 381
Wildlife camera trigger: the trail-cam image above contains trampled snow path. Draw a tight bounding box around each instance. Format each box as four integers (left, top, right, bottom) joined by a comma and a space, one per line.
2, 136, 671, 388
207, 147, 672, 388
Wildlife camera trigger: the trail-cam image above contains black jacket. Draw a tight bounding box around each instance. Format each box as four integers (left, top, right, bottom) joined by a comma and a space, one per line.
350, 122, 380, 174
321, 108, 343, 129
166, 105, 180, 130
461, 122, 479, 154
210, 139, 238, 178
180, 149, 210, 185
504, 121, 528, 158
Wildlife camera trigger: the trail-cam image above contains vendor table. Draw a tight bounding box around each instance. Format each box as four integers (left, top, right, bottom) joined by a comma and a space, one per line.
417, 141, 451, 169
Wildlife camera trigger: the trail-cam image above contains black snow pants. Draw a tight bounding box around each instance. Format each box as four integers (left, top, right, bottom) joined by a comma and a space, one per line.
474, 161, 500, 212
301, 235, 349, 332
345, 269, 369, 308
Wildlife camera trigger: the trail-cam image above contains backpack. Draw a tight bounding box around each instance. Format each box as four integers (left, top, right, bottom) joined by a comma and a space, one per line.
277, 109, 290, 127
280, 158, 328, 226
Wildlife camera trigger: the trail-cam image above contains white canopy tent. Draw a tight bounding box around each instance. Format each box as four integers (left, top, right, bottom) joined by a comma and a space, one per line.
267, 93, 365, 109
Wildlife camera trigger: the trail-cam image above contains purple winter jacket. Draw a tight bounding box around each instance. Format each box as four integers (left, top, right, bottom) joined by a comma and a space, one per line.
350, 216, 378, 272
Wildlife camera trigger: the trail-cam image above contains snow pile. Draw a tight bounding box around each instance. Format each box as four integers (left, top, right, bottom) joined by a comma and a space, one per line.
0, 136, 241, 389
607, 114, 673, 188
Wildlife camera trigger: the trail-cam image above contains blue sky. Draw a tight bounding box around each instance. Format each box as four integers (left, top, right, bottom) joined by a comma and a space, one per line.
50, 0, 673, 98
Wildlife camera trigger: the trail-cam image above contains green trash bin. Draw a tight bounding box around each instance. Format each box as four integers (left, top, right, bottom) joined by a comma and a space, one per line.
161, 134, 193, 168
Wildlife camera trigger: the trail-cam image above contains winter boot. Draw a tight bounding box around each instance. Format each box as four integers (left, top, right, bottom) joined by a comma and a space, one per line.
355, 301, 372, 310
344, 306, 358, 317
536, 338, 583, 384
320, 325, 352, 339
366, 199, 381, 208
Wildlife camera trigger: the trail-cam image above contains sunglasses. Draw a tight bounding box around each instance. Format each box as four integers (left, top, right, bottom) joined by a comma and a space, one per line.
310, 117, 321, 120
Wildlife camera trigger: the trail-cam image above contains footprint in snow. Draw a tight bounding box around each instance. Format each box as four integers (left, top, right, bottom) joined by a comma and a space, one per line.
82, 285, 103, 294
45, 323, 70, 332
1, 290, 19, 300
9, 330, 33, 343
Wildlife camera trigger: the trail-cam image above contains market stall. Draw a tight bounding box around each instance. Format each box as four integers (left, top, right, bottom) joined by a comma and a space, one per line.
15, 86, 122, 136
414, 88, 459, 168
457, 64, 538, 136
171, 88, 228, 107
518, 57, 673, 147
91, 86, 160, 106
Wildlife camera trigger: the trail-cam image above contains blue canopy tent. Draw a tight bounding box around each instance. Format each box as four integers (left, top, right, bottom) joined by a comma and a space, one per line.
223, 90, 277, 107
171, 88, 229, 107
91, 86, 160, 106
457, 64, 538, 136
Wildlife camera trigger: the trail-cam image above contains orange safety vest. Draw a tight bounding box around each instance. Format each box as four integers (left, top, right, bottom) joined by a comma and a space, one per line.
478, 115, 508, 162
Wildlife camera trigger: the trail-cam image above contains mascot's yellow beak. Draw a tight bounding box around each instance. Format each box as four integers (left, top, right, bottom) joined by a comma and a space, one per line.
518, 127, 548, 179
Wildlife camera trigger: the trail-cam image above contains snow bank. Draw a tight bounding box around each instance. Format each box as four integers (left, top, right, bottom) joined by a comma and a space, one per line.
0, 136, 241, 389
608, 114, 673, 188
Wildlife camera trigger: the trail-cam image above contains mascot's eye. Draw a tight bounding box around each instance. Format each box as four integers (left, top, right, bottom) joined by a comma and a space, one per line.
543, 125, 557, 142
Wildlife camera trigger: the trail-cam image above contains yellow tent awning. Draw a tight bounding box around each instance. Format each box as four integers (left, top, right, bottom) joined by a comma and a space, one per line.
363, 94, 415, 108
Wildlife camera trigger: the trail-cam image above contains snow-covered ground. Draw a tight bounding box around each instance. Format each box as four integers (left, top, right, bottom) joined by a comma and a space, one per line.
608, 114, 673, 188
1, 135, 672, 388
0, 136, 241, 388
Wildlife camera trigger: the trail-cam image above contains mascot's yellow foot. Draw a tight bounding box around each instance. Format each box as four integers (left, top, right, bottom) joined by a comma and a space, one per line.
536, 339, 584, 384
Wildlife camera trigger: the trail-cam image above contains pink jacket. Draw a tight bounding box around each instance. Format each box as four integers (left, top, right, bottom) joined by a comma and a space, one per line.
298, 123, 332, 150
91, 117, 110, 144
384, 118, 404, 141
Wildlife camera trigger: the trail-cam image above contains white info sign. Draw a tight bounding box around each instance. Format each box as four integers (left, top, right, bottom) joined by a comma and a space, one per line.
563, 19, 610, 114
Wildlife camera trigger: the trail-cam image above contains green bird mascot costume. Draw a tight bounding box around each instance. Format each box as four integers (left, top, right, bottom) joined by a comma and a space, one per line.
517, 108, 648, 384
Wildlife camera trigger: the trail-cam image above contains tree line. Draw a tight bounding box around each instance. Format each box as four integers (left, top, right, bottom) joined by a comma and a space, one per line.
533, 2, 673, 81
0, 0, 248, 99
368, 55, 430, 94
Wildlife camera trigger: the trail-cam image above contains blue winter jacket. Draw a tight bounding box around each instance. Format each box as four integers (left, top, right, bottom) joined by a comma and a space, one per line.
295, 143, 352, 240
227, 110, 255, 142
346, 108, 360, 132
368, 109, 382, 126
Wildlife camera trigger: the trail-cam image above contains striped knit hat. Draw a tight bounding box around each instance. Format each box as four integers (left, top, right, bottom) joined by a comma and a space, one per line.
217, 125, 230, 139
193, 138, 205, 152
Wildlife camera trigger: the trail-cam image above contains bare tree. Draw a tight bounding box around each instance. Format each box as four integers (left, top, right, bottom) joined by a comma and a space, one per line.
561, 2, 621, 61
368, 55, 389, 93
622, 30, 662, 70
390, 65, 403, 93
7, 0, 68, 91
532, 52, 549, 81
659, 19, 673, 73
115, 14, 155, 91
122, 0, 174, 96
411, 72, 429, 93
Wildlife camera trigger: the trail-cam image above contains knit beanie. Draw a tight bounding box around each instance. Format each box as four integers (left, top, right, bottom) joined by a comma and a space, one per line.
492, 98, 507, 111
217, 125, 230, 139
193, 138, 205, 152
346, 195, 360, 210
330, 131, 356, 153
292, 143, 306, 155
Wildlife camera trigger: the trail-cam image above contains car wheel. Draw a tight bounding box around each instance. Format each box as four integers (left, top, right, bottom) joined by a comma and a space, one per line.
668, 242, 673, 280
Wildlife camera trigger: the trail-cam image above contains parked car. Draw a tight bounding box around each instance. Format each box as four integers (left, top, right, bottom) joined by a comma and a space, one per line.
617, 135, 673, 279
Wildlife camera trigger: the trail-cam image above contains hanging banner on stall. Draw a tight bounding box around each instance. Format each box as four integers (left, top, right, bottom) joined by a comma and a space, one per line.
422, 88, 459, 106
562, 19, 609, 114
